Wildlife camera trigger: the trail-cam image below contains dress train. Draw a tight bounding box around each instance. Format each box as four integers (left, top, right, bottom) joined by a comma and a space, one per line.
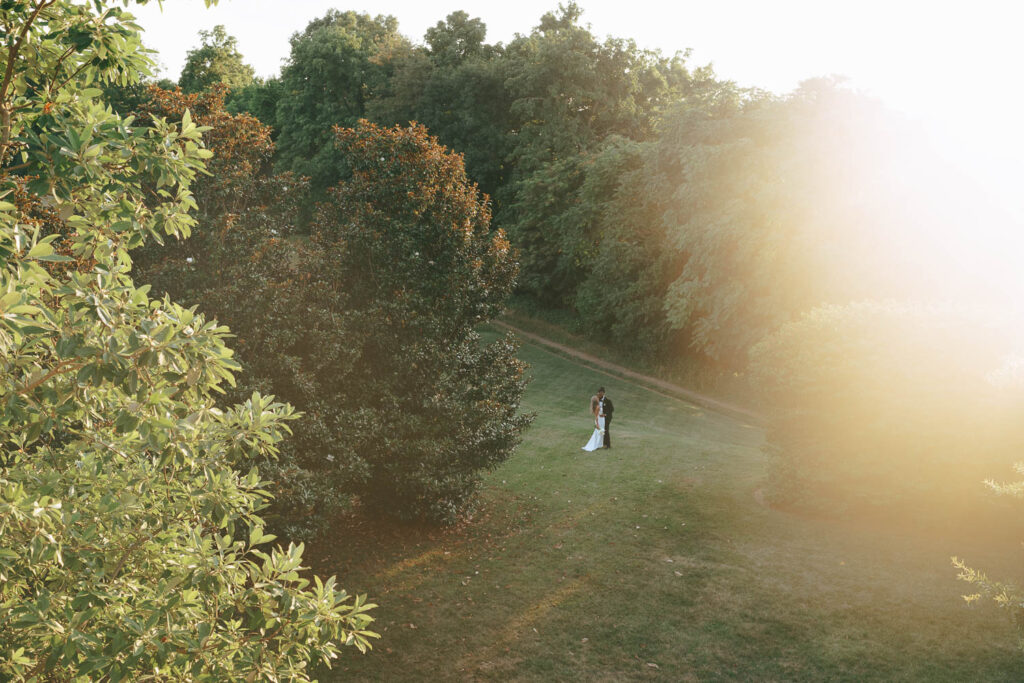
582, 416, 605, 451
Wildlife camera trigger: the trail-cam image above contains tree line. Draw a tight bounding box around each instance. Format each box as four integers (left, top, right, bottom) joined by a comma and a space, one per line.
172, 5, 1024, 642
186, 5, 1001, 368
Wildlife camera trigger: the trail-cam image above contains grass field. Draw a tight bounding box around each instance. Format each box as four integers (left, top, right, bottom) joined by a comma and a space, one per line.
312, 330, 1024, 681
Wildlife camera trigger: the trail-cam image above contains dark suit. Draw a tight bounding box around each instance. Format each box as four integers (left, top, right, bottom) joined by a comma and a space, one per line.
601, 396, 614, 447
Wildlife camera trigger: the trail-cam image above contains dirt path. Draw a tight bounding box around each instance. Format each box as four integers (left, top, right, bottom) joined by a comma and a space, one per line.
492, 320, 762, 422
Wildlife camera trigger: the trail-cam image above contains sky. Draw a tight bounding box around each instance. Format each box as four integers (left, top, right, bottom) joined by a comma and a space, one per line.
133, 0, 1024, 218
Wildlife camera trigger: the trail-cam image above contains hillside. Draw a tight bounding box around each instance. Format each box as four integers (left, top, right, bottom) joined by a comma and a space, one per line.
313, 329, 1024, 681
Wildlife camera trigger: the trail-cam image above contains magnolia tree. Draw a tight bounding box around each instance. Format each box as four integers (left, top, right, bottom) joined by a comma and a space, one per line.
125, 83, 534, 537
0, 1, 375, 680
129, 85, 349, 539
315, 121, 532, 523
135, 110, 533, 533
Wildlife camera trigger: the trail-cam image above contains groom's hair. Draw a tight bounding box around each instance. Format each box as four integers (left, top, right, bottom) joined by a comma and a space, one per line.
598, 387, 605, 393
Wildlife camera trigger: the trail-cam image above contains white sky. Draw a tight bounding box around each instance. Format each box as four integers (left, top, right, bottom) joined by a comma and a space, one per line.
133, 0, 1024, 219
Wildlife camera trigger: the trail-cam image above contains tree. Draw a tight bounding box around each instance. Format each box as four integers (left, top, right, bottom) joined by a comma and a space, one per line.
136, 84, 277, 220
226, 75, 283, 129
571, 87, 743, 360
501, 3, 695, 177
656, 80, 982, 369
132, 88, 533, 531
273, 10, 409, 193
312, 120, 533, 522
497, 3, 699, 305
0, 2, 375, 679
367, 11, 512, 199
178, 24, 255, 94
131, 84, 351, 539
424, 10, 490, 67
500, 152, 592, 306
571, 135, 681, 357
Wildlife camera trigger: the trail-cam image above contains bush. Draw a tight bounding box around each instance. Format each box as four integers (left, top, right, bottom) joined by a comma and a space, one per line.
749, 301, 1024, 516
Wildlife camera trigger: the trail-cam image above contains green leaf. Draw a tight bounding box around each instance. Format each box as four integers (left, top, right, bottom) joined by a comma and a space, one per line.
26, 241, 54, 259
35, 253, 74, 262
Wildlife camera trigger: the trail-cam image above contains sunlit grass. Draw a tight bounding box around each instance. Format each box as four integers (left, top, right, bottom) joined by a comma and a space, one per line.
311, 329, 1024, 680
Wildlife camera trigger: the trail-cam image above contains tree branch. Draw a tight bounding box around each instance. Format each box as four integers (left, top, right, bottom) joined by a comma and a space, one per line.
45, 44, 78, 93
0, 0, 56, 101
16, 360, 81, 396
110, 533, 150, 580
1, 0, 59, 161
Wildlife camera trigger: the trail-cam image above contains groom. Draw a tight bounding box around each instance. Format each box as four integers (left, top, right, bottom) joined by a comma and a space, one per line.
599, 387, 614, 448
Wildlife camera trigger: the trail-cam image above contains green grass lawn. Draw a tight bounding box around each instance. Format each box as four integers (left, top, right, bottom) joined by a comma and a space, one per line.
312, 331, 1024, 681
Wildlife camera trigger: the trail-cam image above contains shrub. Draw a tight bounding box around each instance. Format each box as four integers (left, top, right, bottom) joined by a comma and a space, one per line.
749, 301, 1024, 516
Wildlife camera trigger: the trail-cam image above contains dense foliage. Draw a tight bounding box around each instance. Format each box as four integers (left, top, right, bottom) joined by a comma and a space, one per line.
237, 4, 714, 250
272, 10, 409, 193
178, 24, 254, 94
314, 120, 531, 522
0, 0, 376, 679
366, 10, 511, 200
569, 134, 682, 358
511, 81, 955, 369
495, 6, 702, 306
133, 85, 531, 534
213, 4, 1002, 375
201, 0, 713, 367
128, 86, 345, 538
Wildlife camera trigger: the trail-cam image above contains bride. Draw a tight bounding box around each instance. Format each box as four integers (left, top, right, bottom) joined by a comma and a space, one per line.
582, 388, 605, 451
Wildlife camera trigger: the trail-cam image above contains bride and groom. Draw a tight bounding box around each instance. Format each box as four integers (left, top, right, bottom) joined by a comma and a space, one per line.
582, 387, 614, 451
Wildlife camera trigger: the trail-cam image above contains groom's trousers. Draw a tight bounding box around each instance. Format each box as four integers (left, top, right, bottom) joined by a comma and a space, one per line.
603, 417, 612, 447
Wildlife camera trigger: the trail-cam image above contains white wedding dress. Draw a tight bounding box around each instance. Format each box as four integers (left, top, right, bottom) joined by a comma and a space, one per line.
582, 416, 605, 451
